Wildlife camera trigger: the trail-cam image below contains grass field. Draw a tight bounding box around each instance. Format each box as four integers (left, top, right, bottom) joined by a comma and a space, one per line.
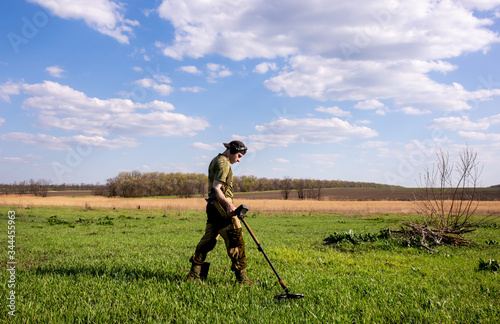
1, 203, 499, 323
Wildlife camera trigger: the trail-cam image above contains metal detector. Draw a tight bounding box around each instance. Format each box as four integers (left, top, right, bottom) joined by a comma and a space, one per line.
233, 205, 304, 300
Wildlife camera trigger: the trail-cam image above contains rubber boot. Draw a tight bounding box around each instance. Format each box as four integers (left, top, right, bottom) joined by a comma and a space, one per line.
235, 269, 257, 285
186, 264, 202, 282
199, 262, 210, 280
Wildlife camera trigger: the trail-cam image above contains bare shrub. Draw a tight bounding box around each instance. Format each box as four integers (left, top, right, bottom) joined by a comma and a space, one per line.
397, 146, 488, 252
414, 146, 482, 231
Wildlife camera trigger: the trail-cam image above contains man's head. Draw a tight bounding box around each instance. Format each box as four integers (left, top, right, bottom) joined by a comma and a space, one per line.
223, 140, 247, 164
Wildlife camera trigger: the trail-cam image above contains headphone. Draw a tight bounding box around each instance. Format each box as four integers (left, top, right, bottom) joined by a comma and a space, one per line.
230, 143, 247, 155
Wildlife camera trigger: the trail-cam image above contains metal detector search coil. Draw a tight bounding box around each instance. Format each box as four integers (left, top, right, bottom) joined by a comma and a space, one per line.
275, 293, 305, 300
232, 205, 304, 301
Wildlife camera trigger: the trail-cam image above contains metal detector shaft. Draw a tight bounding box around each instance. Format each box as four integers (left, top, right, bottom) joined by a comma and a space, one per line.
241, 218, 290, 294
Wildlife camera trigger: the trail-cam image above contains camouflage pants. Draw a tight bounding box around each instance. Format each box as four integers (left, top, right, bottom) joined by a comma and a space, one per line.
189, 202, 247, 271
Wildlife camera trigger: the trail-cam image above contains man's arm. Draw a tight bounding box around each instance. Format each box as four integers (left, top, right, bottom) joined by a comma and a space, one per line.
212, 180, 235, 214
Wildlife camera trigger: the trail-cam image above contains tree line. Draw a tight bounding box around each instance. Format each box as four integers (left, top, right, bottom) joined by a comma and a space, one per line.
103, 172, 394, 198
0, 180, 104, 197
102, 171, 207, 198
1, 171, 394, 199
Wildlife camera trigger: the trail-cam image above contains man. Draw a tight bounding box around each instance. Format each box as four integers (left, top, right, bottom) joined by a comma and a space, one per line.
187, 140, 255, 284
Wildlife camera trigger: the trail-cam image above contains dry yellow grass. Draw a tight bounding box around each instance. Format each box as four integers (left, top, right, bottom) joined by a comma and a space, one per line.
0, 195, 207, 211
1, 194, 500, 216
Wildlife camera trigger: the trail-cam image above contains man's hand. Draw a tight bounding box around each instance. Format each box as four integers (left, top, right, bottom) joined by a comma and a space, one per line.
226, 204, 236, 214
212, 180, 234, 215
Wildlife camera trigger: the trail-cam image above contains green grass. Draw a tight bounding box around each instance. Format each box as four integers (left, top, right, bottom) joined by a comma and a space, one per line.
1, 206, 499, 323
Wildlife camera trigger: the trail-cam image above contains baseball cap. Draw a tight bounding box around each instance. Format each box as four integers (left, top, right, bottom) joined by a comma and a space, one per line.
223, 140, 247, 154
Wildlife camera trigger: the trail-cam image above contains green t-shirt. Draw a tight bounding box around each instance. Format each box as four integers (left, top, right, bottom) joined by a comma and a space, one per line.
208, 154, 233, 200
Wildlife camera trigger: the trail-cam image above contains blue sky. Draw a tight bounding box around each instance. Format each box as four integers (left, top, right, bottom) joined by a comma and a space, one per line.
1, 0, 500, 187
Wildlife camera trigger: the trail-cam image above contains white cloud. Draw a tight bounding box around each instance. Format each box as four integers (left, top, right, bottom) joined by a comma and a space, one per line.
157, 1, 500, 112
304, 154, 342, 167
0, 133, 139, 151
253, 62, 278, 74
191, 142, 217, 151
147, 100, 175, 111
315, 106, 351, 117
250, 117, 377, 147
105, 111, 207, 137
265, 56, 500, 111
375, 108, 389, 116
273, 158, 290, 163
354, 100, 385, 110
0, 157, 29, 164
457, 0, 500, 11
134, 77, 173, 96
154, 75, 172, 84
375, 139, 441, 162
153, 83, 174, 96
135, 78, 155, 88
22, 81, 136, 117
358, 141, 389, 149
45, 65, 66, 78
0, 117, 5, 126
399, 106, 432, 115
180, 86, 205, 93
307, 153, 342, 160
157, 0, 298, 60
427, 116, 490, 131
354, 100, 389, 115
28, 0, 139, 44
179, 65, 202, 75
157, 1, 499, 61
458, 131, 500, 141
0, 81, 21, 102
5, 81, 209, 141
26, 154, 43, 160
206, 63, 232, 81
480, 113, 500, 125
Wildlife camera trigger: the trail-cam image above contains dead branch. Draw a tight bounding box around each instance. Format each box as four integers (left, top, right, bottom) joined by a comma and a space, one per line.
389, 222, 473, 252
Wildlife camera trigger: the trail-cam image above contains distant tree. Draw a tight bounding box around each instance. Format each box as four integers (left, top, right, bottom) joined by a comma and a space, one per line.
38, 179, 51, 197
92, 184, 107, 196
16, 181, 28, 195
242, 175, 258, 192
29, 179, 40, 196
281, 176, 293, 200
295, 179, 306, 200
314, 180, 324, 201
195, 173, 208, 196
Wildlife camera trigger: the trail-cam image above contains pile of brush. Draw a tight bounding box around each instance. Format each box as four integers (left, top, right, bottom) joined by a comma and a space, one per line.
389, 222, 475, 252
